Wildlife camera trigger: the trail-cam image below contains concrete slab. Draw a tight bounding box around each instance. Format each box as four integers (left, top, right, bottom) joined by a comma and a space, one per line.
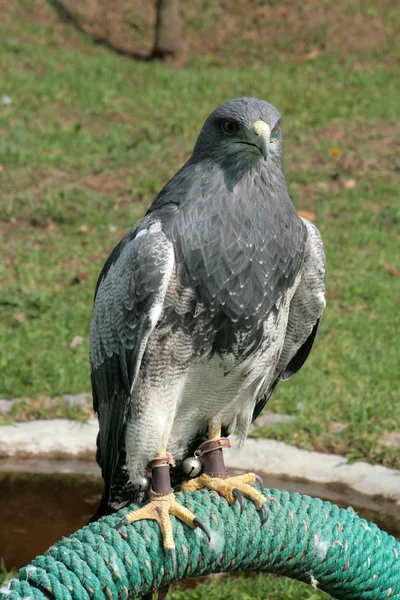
0, 419, 98, 459
0, 398, 21, 414
225, 438, 400, 505
61, 393, 90, 407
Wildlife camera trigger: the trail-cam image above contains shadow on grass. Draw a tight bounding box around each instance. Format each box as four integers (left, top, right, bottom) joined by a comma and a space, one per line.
47, 0, 154, 62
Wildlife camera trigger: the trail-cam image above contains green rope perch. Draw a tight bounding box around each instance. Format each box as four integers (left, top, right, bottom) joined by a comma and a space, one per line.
2, 488, 400, 600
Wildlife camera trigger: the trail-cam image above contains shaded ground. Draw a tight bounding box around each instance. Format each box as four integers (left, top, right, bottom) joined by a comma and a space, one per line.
0, 0, 399, 469
15, 0, 400, 67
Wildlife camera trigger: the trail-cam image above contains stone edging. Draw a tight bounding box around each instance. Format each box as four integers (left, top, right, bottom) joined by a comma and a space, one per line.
0, 418, 399, 505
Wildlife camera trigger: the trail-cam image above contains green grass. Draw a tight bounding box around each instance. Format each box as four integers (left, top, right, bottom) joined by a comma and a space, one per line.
0, 567, 329, 599
0, 2, 399, 467
169, 573, 329, 599
0, 560, 17, 587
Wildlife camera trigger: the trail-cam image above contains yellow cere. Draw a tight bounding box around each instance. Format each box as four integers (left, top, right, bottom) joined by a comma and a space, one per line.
252, 120, 271, 137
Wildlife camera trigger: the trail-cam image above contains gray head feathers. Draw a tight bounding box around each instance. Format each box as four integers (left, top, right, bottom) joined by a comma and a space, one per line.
193, 97, 283, 166
201, 97, 281, 131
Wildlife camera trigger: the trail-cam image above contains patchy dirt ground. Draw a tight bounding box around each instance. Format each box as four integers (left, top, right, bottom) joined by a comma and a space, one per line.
3, 0, 399, 66
0, 395, 92, 424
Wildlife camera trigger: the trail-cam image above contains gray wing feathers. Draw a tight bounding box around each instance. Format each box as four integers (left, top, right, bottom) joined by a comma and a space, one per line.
252, 218, 325, 421
278, 218, 326, 379
91, 227, 173, 372
90, 223, 174, 500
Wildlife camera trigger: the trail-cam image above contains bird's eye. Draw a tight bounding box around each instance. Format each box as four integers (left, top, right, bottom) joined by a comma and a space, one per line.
271, 122, 280, 136
222, 120, 239, 135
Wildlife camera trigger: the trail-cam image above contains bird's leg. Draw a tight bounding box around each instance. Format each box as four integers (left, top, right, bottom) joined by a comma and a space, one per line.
120, 448, 210, 559
181, 425, 268, 522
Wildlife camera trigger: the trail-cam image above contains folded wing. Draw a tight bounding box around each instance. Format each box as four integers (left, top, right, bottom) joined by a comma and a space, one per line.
90, 221, 174, 511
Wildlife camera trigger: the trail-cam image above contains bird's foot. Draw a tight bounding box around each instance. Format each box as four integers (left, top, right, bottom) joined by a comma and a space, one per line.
181, 472, 268, 522
120, 490, 210, 557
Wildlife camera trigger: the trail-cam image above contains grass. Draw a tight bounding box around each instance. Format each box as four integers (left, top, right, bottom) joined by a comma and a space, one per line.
0, 1, 399, 469
0, 560, 17, 588
0, 568, 329, 599
169, 573, 329, 599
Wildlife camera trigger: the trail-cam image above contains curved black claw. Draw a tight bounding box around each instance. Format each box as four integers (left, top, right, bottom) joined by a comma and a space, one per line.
193, 517, 211, 543
232, 488, 245, 513
168, 548, 177, 571
115, 516, 128, 533
260, 501, 269, 524
254, 474, 264, 490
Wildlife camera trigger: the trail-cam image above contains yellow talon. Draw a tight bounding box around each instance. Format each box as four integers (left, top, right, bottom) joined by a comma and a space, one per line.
181, 472, 267, 512
124, 491, 196, 550
123, 491, 211, 552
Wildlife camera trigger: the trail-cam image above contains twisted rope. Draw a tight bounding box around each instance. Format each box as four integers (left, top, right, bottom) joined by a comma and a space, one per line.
2, 488, 399, 600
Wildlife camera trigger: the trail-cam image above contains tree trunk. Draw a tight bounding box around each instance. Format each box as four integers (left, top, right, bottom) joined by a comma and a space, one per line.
152, 0, 185, 65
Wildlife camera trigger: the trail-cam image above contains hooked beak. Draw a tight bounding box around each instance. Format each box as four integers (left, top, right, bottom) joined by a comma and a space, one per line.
252, 120, 271, 160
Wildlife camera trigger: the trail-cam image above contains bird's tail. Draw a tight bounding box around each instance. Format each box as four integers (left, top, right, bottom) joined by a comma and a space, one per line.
88, 492, 111, 523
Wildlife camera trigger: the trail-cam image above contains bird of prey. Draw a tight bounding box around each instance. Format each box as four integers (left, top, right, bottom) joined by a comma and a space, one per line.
90, 97, 326, 555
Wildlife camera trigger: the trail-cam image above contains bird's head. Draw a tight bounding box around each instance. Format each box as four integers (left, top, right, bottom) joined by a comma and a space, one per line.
192, 97, 282, 169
